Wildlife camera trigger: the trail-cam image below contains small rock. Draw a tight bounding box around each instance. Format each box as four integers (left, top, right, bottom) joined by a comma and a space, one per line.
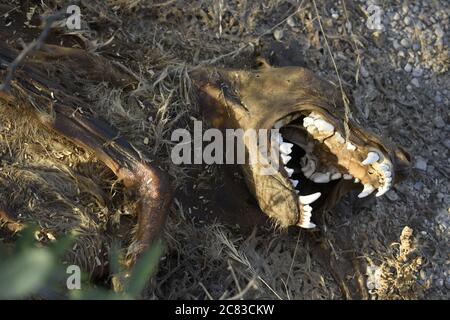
393, 13, 400, 21
436, 278, 444, 287
415, 157, 428, 171
404, 16, 411, 25
404, 63, 413, 72
286, 16, 296, 27
143, 137, 149, 145
411, 78, 420, 87
412, 67, 423, 77
393, 39, 401, 50
386, 190, 400, 201
413, 182, 423, 190
412, 43, 421, 51
435, 26, 444, 38
273, 29, 283, 41
400, 38, 411, 48
360, 65, 369, 78
443, 139, 450, 150
420, 270, 427, 281
332, 13, 339, 20
433, 116, 445, 128
406, 84, 413, 92
445, 277, 450, 290
402, 4, 409, 14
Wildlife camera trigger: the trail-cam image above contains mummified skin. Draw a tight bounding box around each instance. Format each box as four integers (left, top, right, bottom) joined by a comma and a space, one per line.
0, 43, 172, 270
191, 62, 411, 228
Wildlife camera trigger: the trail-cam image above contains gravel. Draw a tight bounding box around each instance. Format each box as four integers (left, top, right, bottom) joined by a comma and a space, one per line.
415, 157, 428, 171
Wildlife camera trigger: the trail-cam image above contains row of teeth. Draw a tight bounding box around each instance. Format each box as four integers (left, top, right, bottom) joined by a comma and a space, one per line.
272, 130, 320, 229
274, 112, 393, 205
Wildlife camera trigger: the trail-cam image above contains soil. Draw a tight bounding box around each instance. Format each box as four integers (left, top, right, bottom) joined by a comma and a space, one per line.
0, 0, 448, 299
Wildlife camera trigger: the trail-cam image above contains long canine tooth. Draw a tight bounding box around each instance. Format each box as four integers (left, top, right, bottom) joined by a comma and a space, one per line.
343, 174, 353, 180
354, 178, 360, 183
334, 132, 345, 144
290, 179, 299, 188
280, 142, 293, 154
285, 167, 294, 177
331, 172, 342, 180
362, 152, 380, 165
303, 117, 315, 127
299, 192, 321, 204
311, 172, 331, 183
346, 142, 356, 151
299, 221, 316, 229
314, 119, 334, 133
375, 186, 389, 197
358, 184, 375, 198
281, 154, 292, 164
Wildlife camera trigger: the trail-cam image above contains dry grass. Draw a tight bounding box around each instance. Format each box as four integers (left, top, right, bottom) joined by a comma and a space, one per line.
1, 0, 448, 299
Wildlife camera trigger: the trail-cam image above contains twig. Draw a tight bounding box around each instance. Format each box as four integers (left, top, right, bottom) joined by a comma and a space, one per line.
340, 0, 363, 84
0, 11, 68, 92
197, 0, 306, 66
311, 0, 352, 141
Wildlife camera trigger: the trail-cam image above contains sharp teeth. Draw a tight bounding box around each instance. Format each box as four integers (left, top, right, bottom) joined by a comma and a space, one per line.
331, 172, 342, 180
334, 132, 345, 144
308, 112, 321, 119
290, 179, 299, 187
375, 186, 389, 197
285, 167, 294, 177
358, 184, 375, 198
303, 117, 315, 127
274, 121, 283, 129
354, 178, 360, 183
308, 158, 316, 171
281, 154, 292, 164
343, 174, 353, 180
346, 142, 357, 151
299, 192, 321, 204
273, 132, 283, 144
311, 172, 331, 183
280, 142, 293, 154
303, 204, 313, 212
314, 119, 334, 133
299, 221, 316, 229
303, 166, 315, 178
306, 125, 318, 135
362, 152, 380, 165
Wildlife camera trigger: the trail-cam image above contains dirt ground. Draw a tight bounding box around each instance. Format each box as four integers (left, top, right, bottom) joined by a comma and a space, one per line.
0, 0, 448, 299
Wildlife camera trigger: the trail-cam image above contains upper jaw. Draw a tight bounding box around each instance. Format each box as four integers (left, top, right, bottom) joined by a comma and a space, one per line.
270, 106, 401, 228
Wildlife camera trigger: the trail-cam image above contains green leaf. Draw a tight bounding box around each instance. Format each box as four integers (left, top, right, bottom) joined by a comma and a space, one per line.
0, 248, 55, 299
125, 242, 163, 297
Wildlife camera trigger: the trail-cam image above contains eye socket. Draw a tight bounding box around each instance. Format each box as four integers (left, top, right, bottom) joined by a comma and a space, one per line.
368, 169, 375, 175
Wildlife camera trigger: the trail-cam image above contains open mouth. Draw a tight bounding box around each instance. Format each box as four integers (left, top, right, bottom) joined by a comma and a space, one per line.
272, 111, 394, 229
